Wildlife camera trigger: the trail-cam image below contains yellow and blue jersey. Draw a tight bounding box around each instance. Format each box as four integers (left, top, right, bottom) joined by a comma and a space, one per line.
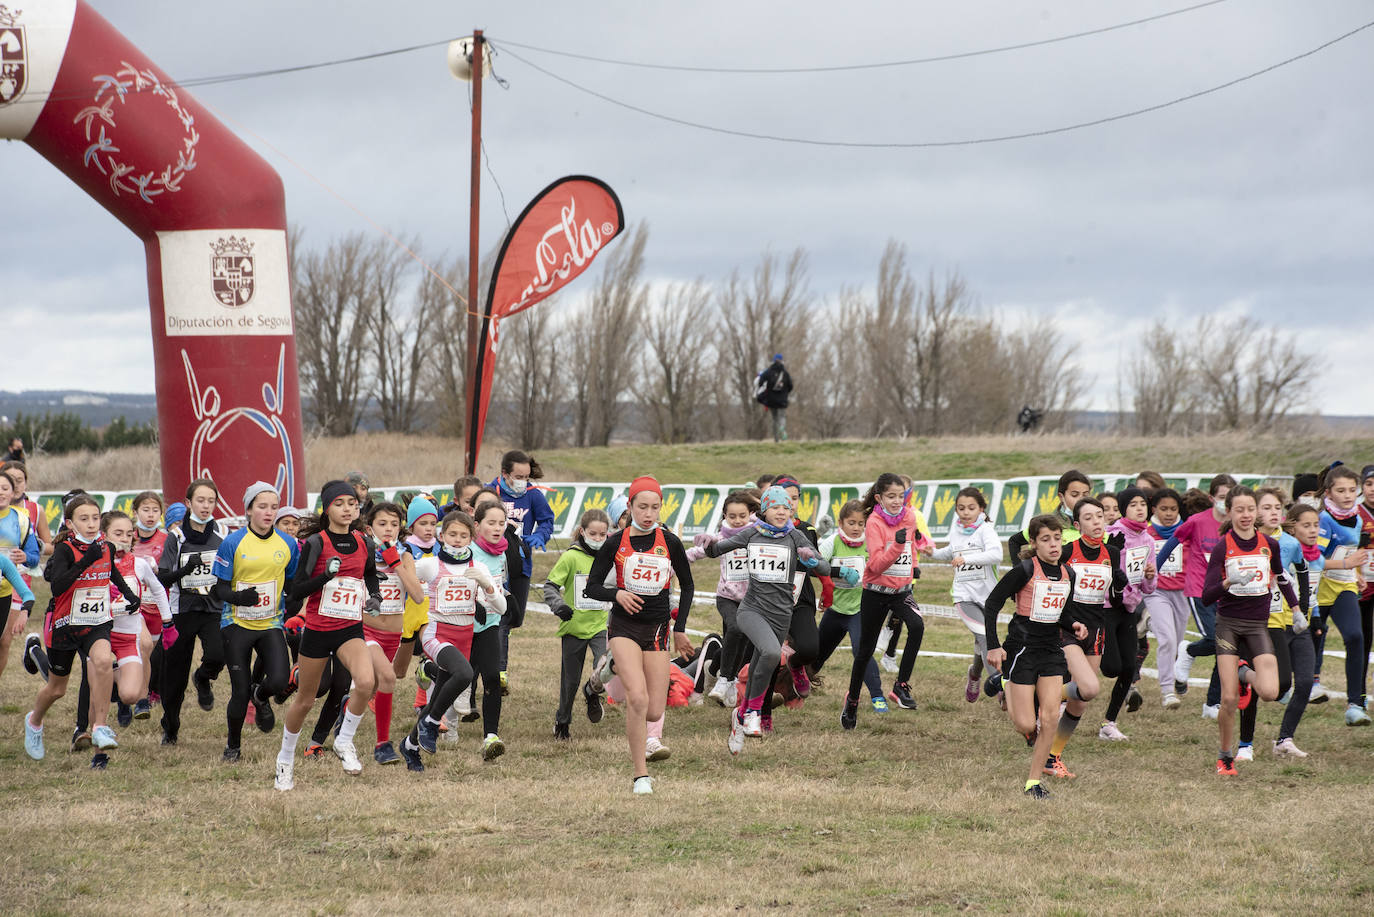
0, 505, 39, 598
213, 527, 299, 630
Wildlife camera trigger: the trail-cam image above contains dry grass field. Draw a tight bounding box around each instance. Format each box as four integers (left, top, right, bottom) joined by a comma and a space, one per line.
2, 557, 1373, 915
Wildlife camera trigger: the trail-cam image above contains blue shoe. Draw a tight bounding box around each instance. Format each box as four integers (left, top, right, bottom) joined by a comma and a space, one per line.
92, 725, 119, 750
373, 741, 401, 765
23, 712, 44, 760
871, 696, 889, 713
133, 698, 152, 720
415, 717, 439, 754
117, 703, 133, 728
400, 739, 425, 772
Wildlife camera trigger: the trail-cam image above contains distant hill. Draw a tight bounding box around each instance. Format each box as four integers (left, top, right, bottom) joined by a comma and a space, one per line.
0, 390, 158, 428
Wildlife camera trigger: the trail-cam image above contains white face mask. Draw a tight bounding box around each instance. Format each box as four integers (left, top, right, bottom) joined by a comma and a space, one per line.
73, 530, 96, 544
507, 478, 528, 496
632, 518, 656, 533
1214, 499, 1227, 514
584, 537, 605, 551
136, 521, 158, 533
1298, 495, 1320, 509
113, 540, 133, 554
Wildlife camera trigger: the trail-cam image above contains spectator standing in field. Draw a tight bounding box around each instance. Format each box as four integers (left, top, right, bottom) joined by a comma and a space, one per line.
755, 354, 793, 443
3, 438, 24, 463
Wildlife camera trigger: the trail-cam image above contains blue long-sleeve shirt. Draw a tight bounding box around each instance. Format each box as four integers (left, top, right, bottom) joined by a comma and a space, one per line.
490, 477, 555, 578
0, 553, 34, 604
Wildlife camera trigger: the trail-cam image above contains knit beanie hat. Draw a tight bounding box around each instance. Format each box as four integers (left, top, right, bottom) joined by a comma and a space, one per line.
406, 497, 438, 527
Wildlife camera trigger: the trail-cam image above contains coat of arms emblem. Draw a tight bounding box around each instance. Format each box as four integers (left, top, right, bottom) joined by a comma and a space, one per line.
211, 236, 255, 307
0, 6, 25, 107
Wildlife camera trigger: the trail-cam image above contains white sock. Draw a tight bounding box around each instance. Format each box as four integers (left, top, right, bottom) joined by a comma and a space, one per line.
279, 727, 299, 764
337, 709, 363, 744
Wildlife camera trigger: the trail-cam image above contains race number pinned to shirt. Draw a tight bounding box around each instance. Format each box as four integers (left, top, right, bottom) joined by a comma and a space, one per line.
747, 543, 791, 584
1030, 579, 1071, 624
1123, 546, 1150, 586
320, 576, 365, 621
1155, 540, 1182, 577
1071, 562, 1110, 605
70, 585, 110, 626
1325, 545, 1356, 584
433, 575, 476, 621
573, 573, 612, 612
953, 562, 986, 585
623, 552, 671, 596
1226, 556, 1270, 596
181, 550, 219, 593
887, 548, 913, 579
379, 573, 405, 615
721, 548, 749, 585
833, 555, 865, 588
234, 580, 277, 620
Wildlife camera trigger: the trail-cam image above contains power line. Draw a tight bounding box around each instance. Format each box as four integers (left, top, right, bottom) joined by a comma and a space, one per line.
488, 0, 1234, 74
493, 19, 1374, 149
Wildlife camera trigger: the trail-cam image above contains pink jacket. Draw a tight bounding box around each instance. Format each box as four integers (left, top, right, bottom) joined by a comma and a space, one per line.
687, 518, 755, 602
1106, 518, 1158, 611
863, 508, 920, 591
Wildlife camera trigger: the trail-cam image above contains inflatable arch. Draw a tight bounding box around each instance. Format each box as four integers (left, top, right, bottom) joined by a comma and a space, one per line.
0, 0, 305, 516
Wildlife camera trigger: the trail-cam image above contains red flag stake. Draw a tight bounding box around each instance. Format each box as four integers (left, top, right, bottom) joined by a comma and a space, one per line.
463, 29, 484, 475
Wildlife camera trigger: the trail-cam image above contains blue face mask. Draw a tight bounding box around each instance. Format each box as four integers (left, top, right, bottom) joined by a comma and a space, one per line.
190, 512, 214, 526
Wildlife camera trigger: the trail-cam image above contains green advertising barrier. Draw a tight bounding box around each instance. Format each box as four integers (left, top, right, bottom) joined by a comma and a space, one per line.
823, 486, 860, 525
659, 487, 688, 530
995, 479, 1032, 537
576, 486, 617, 526
542, 485, 578, 531
794, 486, 822, 526
680, 486, 724, 537
926, 482, 961, 538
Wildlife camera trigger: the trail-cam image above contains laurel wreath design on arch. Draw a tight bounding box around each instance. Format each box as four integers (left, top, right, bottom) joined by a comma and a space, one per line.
73, 60, 198, 203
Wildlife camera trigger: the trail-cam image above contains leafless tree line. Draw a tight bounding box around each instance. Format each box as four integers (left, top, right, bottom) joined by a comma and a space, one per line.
289, 225, 1310, 447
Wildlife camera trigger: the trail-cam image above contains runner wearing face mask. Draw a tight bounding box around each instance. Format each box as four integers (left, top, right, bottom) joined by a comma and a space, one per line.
489, 450, 555, 695
543, 508, 612, 740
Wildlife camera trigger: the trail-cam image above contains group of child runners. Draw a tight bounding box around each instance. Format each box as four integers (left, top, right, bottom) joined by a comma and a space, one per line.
9, 452, 1370, 797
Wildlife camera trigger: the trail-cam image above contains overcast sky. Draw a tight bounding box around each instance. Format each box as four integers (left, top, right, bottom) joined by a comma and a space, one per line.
6, 0, 1372, 410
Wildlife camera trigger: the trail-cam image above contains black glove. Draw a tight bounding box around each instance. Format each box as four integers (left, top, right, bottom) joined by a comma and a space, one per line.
364, 595, 382, 617
175, 557, 200, 578
231, 588, 261, 607
21, 599, 33, 615
1106, 532, 1126, 551
326, 557, 341, 577
554, 604, 574, 622
1309, 613, 1324, 639
475, 605, 489, 626
894, 527, 907, 545
912, 567, 921, 580
78, 540, 107, 568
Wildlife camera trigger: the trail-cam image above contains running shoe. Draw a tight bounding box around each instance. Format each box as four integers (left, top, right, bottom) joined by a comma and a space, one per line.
1273, 737, 1308, 758
23, 712, 44, 760
1126, 686, 1143, 713
584, 682, 604, 724
193, 669, 215, 711
116, 703, 133, 728
160, 729, 177, 746
1309, 682, 1329, 704
554, 723, 570, 741
22, 633, 44, 677
499, 671, 509, 696
148, 690, 161, 706
879, 653, 899, 674
840, 694, 859, 731
790, 664, 811, 698
592, 652, 616, 691
93, 727, 122, 752
964, 665, 981, 704
760, 714, 773, 736
1236, 661, 1254, 711
728, 711, 746, 755
133, 698, 151, 720
275, 666, 298, 705
707, 676, 731, 707
646, 737, 671, 761
71, 729, 91, 752
1344, 704, 1371, 727
1202, 704, 1219, 721
1277, 687, 1293, 705
632, 775, 653, 795
415, 660, 433, 689
1024, 782, 1051, 801
1162, 694, 1182, 710
222, 746, 241, 763
374, 741, 401, 765
1098, 721, 1128, 741
481, 734, 505, 761
333, 738, 363, 775
303, 743, 325, 760
1173, 652, 1194, 694
1236, 744, 1253, 762
251, 685, 276, 733
90, 752, 110, 771
274, 759, 294, 791
889, 682, 918, 711
244, 702, 256, 727
400, 739, 425, 772
871, 696, 889, 713
1215, 756, 1238, 777
1043, 755, 1076, 779
416, 717, 439, 754
984, 672, 1004, 698
438, 715, 450, 734
742, 710, 763, 738
724, 681, 739, 708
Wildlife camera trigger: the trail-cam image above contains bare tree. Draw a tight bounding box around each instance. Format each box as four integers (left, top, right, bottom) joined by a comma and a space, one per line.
1192, 316, 1312, 430
715, 248, 812, 440
914, 269, 973, 435
493, 301, 563, 450
639, 280, 714, 444
367, 240, 432, 433
418, 254, 471, 438
999, 316, 1088, 432
1123, 320, 1198, 435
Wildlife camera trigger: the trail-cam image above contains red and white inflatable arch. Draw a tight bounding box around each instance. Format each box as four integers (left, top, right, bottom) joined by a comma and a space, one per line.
0, 0, 305, 515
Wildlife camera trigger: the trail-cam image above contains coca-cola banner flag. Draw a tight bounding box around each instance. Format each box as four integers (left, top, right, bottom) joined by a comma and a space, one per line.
465, 175, 624, 472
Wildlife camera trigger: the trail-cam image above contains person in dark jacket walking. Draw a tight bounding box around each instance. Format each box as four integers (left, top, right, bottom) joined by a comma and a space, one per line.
755, 354, 793, 443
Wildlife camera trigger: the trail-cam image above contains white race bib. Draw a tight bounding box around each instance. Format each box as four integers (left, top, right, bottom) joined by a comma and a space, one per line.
1123, 545, 1150, 586
834, 555, 865, 589
1030, 579, 1070, 624
319, 575, 365, 621
110, 579, 142, 617
1071, 562, 1110, 605
573, 573, 611, 612
234, 579, 277, 621
1154, 540, 1182, 578
1325, 545, 1356, 584
747, 543, 791, 584
623, 552, 671, 596
1225, 556, 1270, 597
69, 585, 110, 626
887, 549, 913, 579
721, 548, 749, 585
953, 562, 987, 584
433, 574, 476, 623
181, 550, 218, 592
378, 573, 405, 615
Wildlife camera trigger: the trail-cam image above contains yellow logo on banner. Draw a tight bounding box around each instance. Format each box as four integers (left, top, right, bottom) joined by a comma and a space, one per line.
798, 492, 818, 524
933, 489, 956, 522
113, 495, 134, 516
45, 501, 61, 530
908, 490, 924, 512
1002, 488, 1027, 522
662, 491, 682, 523
1038, 490, 1059, 514
546, 490, 571, 522
691, 492, 715, 525
584, 491, 609, 511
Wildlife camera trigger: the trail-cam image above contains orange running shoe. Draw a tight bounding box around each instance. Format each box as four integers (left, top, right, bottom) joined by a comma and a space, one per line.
303, 743, 325, 760
413, 687, 428, 709
1043, 754, 1076, 779
1216, 756, 1238, 776
1236, 660, 1253, 711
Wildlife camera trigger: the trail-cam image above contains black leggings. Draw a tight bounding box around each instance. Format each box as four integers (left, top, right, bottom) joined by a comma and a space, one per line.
1360, 595, 1374, 708
310, 657, 353, 745
470, 626, 503, 735
1239, 625, 1315, 743
849, 590, 909, 699
717, 597, 749, 681
224, 624, 290, 750
159, 610, 225, 738
787, 602, 819, 669
418, 645, 474, 724
1102, 607, 1140, 721
881, 597, 924, 684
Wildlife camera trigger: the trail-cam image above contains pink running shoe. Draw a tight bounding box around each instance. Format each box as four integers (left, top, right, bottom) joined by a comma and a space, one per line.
790, 664, 811, 699
964, 664, 980, 704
